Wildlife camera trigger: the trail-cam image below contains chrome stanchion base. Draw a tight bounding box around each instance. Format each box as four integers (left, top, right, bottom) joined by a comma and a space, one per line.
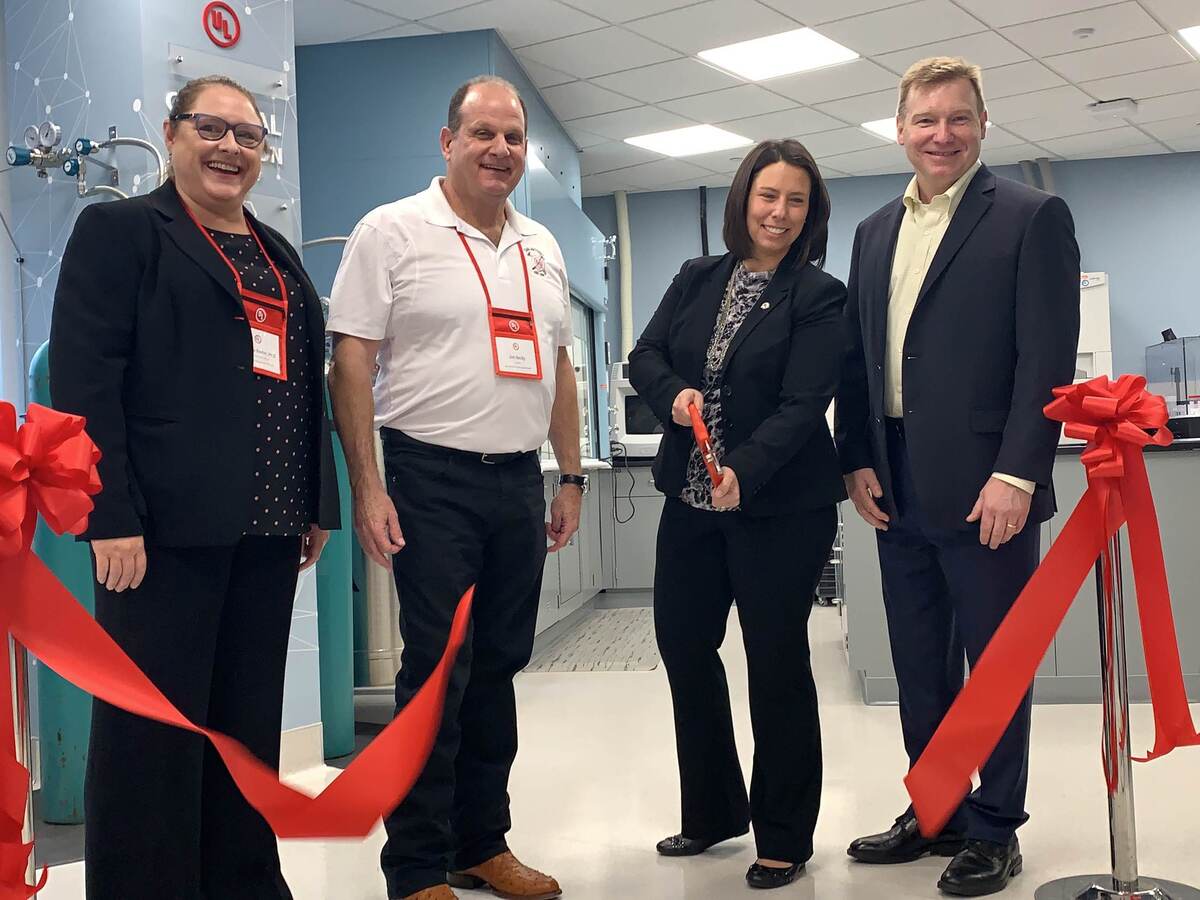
1036, 875, 1200, 899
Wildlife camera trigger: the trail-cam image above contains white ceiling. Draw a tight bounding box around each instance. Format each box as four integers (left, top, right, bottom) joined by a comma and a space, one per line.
293, 0, 1200, 195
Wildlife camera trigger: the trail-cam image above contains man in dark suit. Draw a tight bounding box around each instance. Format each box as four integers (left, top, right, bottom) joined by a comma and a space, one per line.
835, 57, 1080, 897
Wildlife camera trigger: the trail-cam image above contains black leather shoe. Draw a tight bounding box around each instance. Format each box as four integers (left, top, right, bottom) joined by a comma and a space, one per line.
655, 830, 747, 857
746, 862, 804, 889
848, 812, 967, 864
938, 837, 1022, 896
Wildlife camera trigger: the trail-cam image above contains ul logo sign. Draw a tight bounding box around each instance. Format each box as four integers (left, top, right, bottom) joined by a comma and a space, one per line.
255, 308, 267, 324
508, 320, 521, 333
203, 1, 241, 49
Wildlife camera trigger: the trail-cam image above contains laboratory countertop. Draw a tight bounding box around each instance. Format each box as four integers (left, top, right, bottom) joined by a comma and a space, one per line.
1057, 437, 1200, 455
538, 457, 612, 474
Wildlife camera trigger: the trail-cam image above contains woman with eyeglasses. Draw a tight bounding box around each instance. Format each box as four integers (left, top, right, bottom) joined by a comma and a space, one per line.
49, 74, 340, 899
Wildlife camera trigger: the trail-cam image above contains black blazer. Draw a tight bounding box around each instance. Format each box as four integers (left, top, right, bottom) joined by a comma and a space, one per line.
49, 181, 340, 546
835, 165, 1080, 532
629, 253, 848, 517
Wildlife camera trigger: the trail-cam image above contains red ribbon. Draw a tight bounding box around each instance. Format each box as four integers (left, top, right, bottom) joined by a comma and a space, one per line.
904, 375, 1200, 837
0, 402, 470, 898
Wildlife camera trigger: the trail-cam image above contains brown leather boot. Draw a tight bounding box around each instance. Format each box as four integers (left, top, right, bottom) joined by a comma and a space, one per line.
402, 886, 458, 900
447, 851, 562, 899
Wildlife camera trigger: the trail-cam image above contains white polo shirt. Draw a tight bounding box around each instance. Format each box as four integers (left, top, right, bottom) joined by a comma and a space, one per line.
327, 177, 573, 453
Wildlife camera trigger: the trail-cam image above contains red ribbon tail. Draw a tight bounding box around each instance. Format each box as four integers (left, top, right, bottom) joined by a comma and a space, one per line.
905, 489, 1108, 837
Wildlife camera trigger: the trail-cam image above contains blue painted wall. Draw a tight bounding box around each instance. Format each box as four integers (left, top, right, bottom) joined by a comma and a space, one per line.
585, 151, 1200, 378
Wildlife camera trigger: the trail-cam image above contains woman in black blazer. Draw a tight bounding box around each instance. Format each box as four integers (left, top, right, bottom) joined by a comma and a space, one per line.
629, 140, 847, 890
48, 75, 339, 900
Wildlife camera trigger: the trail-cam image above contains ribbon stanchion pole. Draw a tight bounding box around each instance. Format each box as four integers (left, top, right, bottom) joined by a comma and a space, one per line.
1036, 533, 1199, 900
9, 639, 35, 896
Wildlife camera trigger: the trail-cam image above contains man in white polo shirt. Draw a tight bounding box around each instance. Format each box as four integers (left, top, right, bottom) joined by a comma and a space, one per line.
327, 75, 580, 900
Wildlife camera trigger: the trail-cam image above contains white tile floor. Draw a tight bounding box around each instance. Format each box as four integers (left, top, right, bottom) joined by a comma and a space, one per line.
36, 606, 1200, 899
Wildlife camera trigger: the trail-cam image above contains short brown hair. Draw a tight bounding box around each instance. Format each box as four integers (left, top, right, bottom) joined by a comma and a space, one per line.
898, 57, 985, 119
722, 140, 831, 271
165, 75, 265, 179
448, 75, 528, 134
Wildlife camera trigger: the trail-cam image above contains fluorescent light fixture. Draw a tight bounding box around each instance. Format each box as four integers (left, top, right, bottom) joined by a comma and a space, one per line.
698, 28, 859, 82
861, 118, 898, 142
1180, 25, 1200, 55
625, 124, 753, 158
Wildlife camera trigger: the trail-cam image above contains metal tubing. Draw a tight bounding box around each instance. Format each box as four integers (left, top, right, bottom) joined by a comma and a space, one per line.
10, 637, 36, 890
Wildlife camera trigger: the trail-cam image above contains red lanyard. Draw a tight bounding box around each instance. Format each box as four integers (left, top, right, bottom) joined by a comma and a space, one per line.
180, 200, 288, 309
457, 230, 543, 380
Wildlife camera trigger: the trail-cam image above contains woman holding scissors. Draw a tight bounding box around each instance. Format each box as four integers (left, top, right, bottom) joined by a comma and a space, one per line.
628, 139, 846, 890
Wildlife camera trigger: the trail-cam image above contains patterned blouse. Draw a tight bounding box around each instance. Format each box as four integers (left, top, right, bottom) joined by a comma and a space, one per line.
680, 261, 773, 512
207, 228, 318, 537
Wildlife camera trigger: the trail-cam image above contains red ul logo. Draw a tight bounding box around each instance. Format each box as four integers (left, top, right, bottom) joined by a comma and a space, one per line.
255, 308, 267, 324
203, 1, 241, 49
508, 320, 520, 333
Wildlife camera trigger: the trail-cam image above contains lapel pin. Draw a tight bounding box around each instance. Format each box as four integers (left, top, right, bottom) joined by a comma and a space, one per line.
760, 301, 770, 310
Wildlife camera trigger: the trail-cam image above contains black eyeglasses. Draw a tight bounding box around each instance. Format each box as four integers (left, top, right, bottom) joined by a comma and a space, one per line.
170, 113, 268, 149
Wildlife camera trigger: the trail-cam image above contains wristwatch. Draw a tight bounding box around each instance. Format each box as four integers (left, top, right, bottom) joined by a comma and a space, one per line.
558, 473, 588, 493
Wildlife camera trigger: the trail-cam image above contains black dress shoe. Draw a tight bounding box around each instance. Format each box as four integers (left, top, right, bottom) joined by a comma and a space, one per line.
655, 830, 746, 857
847, 812, 967, 864
938, 837, 1022, 897
746, 862, 804, 889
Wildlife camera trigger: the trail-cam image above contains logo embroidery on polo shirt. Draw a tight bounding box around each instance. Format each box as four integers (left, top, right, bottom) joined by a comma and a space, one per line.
525, 247, 547, 277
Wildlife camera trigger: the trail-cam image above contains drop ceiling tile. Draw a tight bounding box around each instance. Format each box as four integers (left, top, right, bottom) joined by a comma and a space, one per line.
620, 158, 714, 188
578, 140, 665, 175
821, 141, 909, 173
1002, 111, 1127, 142
999, 3, 1163, 58
953, 0, 1114, 28
661, 85, 795, 122
981, 125, 1025, 149
421, 0, 605, 48
986, 84, 1094, 122
720, 106, 845, 139
817, 0, 986, 57
359, 0, 475, 17
353, 21, 439, 40
1166, 134, 1200, 151
768, 59, 898, 106
685, 148, 752, 172
792, 126, 887, 156
814, 88, 899, 124
543, 81, 641, 121
566, 105, 694, 140
1134, 90, 1200, 123
983, 61, 1068, 100
1045, 35, 1194, 83
1082, 63, 1200, 102
624, 0, 799, 55
983, 143, 1060, 165
516, 27, 680, 79
1137, 0, 1200, 31
1076, 141, 1173, 159
565, 124, 613, 148
1140, 115, 1200, 141
875, 29, 1029, 75
1036, 124, 1155, 156
561, 0, 696, 24
518, 60, 577, 89
662, 173, 737, 190
756, 0, 916, 25
581, 170, 642, 196
591, 59, 744, 104
293, 0, 402, 45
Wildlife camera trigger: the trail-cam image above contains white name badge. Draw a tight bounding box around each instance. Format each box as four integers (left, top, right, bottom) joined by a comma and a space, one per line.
251, 327, 284, 377
495, 336, 540, 376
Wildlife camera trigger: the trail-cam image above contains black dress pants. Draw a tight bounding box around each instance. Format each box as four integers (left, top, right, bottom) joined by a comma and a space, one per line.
654, 497, 837, 863
379, 430, 547, 899
875, 419, 1037, 843
84, 534, 301, 900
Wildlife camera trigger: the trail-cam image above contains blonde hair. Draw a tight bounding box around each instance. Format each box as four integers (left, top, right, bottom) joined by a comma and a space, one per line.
897, 57, 985, 119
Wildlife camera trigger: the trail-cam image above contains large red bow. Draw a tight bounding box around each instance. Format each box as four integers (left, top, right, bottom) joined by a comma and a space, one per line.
0, 401, 469, 898
904, 375, 1200, 837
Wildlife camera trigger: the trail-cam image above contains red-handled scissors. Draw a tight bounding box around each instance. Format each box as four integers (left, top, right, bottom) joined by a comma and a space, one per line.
688, 403, 724, 487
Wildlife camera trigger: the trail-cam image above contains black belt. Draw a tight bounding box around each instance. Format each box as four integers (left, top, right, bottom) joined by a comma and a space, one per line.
381, 427, 536, 465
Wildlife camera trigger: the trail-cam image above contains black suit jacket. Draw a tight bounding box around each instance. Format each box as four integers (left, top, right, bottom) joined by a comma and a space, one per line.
835, 165, 1081, 532
49, 181, 341, 546
629, 253, 848, 516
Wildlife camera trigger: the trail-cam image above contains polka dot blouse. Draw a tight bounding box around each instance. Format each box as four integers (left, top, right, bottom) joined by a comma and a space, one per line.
207, 228, 318, 537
